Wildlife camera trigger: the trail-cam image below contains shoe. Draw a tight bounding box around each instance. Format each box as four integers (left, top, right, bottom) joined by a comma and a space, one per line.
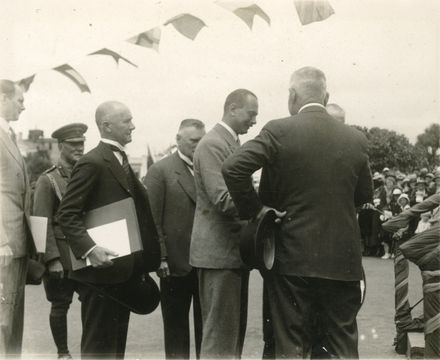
58, 353, 72, 359
381, 253, 391, 259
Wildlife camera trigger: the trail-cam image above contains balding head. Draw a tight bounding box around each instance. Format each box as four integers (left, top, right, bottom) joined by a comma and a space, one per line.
95, 101, 134, 146
326, 103, 345, 124
288, 67, 327, 115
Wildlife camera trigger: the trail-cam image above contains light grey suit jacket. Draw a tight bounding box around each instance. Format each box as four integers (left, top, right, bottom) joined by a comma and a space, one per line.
190, 123, 245, 269
0, 127, 33, 257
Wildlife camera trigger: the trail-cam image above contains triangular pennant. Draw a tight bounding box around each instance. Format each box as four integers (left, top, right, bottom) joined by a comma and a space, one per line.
294, 0, 335, 25
53, 64, 91, 93
164, 13, 206, 40
127, 27, 161, 52
217, 2, 270, 29
16, 74, 36, 92
89, 48, 138, 68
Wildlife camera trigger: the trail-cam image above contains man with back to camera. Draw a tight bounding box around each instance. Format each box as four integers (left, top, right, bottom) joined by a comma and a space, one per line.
32, 123, 88, 359
190, 89, 258, 358
222, 67, 373, 358
0, 79, 36, 356
145, 119, 205, 359
57, 101, 160, 358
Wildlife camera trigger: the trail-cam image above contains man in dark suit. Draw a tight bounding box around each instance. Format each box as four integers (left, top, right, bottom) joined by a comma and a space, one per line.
0, 79, 35, 356
145, 119, 205, 359
222, 67, 373, 358
190, 89, 258, 358
57, 101, 160, 358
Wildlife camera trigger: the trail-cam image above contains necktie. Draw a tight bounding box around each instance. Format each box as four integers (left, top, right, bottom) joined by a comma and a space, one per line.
108, 145, 134, 187
9, 127, 17, 146
236, 137, 241, 146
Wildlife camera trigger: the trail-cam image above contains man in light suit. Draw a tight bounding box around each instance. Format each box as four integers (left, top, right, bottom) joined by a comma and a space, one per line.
145, 119, 205, 359
0, 79, 35, 355
57, 101, 160, 358
223, 67, 373, 358
190, 89, 258, 358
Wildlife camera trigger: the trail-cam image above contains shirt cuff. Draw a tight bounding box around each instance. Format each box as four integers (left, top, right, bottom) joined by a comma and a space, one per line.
82, 245, 97, 259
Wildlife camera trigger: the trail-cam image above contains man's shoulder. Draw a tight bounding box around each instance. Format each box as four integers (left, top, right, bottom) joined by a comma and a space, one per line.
262, 116, 295, 135
199, 126, 228, 147
148, 153, 176, 174
76, 145, 104, 165
42, 165, 57, 174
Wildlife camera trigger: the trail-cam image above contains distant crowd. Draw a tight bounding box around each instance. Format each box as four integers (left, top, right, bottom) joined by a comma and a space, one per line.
359, 166, 440, 258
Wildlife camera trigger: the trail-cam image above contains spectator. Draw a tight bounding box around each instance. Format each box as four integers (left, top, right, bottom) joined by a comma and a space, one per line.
415, 212, 432, 234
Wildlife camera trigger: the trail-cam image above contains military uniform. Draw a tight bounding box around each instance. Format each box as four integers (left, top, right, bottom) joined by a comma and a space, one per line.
32, 123, 87, 358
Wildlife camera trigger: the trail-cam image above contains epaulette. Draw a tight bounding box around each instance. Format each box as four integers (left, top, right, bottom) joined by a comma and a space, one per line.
43, 165, 57, 174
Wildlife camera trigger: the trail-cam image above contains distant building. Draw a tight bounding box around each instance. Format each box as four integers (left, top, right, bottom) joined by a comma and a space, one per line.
17, 129, 59, 163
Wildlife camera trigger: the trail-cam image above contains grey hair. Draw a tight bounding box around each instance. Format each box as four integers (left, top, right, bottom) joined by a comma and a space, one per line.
289, 67, 327, 103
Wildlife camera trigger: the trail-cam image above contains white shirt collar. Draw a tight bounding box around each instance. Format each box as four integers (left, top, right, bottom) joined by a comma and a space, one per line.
101, 138, 125, 151
0, 117, 10, 133
177, 150, 193, 166
298, 103, 326, 114
218, 121, 239, 142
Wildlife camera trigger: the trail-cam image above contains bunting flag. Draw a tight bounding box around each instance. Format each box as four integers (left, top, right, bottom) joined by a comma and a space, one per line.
294, 0, 335, 25
53, 64, 91, 93
16, 74, 36, 92
164, 14, 207, 40
127, 27, 161, 52
217, 2, 271, 29
89, 48, 138, 68
146, 145, 154, 169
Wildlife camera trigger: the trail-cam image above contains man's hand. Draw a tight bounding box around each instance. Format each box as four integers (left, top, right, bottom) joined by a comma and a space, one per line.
0, 245, 13, 267
47, 259, 64, 277
156, 260, 170, 278
256, 205, 287, 224
87, 246, 118, 268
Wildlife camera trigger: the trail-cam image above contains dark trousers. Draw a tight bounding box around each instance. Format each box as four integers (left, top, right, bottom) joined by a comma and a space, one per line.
267, 274, 361, 359
77, 282, 130, 359
197, 268, 249, 359
160, 269, 202, 359
43, 274, 77, 355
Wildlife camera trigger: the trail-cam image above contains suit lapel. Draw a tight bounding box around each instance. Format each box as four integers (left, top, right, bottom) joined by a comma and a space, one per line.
98, 142, 130, 194
0, 128, 25, 168
173, 152, 196, 203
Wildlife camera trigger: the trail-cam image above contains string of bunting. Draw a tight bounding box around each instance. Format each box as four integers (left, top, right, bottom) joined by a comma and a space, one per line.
15, 1, 334, 93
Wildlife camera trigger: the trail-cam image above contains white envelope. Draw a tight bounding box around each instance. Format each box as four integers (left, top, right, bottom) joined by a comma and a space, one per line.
85, 218, 131, 266
29, 216, 48, 253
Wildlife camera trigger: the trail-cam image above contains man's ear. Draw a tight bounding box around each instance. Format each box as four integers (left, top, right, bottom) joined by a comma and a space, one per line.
228, 103, 237, 116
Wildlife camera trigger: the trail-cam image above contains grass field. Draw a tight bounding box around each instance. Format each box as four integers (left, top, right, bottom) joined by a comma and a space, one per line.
21, 257, 423, 359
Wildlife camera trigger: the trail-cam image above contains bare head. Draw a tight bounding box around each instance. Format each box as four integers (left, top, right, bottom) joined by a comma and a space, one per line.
288, 67, 327, 115
176, 119, 205, 160
326, 103, 345, 124
0, 80, 25, 122
95, 101, 134, 146
222, 89, 258, 135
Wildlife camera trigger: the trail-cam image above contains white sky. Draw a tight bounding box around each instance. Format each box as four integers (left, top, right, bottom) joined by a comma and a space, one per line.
1, 0, 439, 156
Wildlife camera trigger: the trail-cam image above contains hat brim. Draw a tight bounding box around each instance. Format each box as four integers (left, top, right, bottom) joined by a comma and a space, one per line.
63, 137, 86, 143
240, 208, 278, 271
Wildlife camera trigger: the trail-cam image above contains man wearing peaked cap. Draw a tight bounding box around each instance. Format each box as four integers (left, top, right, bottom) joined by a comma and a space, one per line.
32, 122, 87, 359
